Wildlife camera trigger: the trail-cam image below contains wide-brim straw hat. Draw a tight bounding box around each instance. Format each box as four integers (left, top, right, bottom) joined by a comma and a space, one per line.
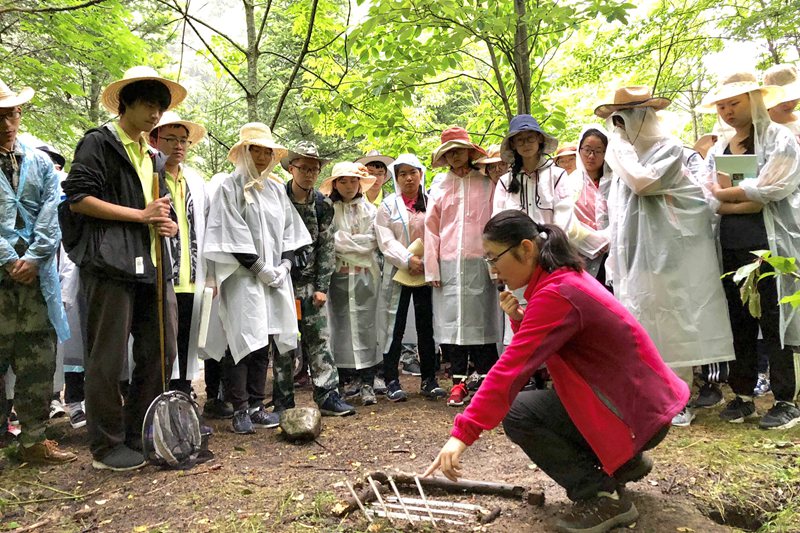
393, 238, 426, 287
500, 115, 559, 163
227, 122, 287, 165
319, 161, 377, 196
696, 72, 784, 113
101, 66, 187, 115
555, 145, 577, 159
431, 126, 488, 168
763, 64, 800, 107
594, 86, 671, 119
356, 149, 394, 167
280, 140, 332, 171
151, 111, 206, 146
0, 79, 34, 108
475, 144, 504, 165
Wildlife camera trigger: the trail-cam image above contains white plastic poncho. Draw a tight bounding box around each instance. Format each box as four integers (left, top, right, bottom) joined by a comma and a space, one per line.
604, 107, 734, 368
425, 169, 500, 345
705, 92, 800, 346
375, 154, 428, 354
203, 150, 311, 363
328, 196, 382, 370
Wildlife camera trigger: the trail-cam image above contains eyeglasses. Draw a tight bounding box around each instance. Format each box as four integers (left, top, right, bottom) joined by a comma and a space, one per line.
0, 110, 21, 122
483, 244, 517, 267
291, 163, 321, 176
579, 147, 605, 157
159, 136, 192, 147
513, 134, 541, 146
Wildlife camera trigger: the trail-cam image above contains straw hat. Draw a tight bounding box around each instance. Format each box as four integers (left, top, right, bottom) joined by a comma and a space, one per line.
0, 79, 34, 108
280, 140, 331, 171
594, 86, 671, 119
475, 144, 504, 165
151, 111, 206, 147
392, 238, 426, 287
500, 115, 559, 163
356, 149, 394, 167
319, 161, 376, 196
555, 145, 577, 159
430, 126, 488, 168
101, 66, 187, 115
227, 122, 287, 165
696, 71, 784, 113
763, 64, 800, 106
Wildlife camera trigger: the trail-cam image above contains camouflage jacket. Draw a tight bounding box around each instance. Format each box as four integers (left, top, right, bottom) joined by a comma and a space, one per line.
286, 179, 335, 293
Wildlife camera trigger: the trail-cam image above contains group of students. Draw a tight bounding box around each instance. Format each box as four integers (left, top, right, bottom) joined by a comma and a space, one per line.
2, 58, 800, 532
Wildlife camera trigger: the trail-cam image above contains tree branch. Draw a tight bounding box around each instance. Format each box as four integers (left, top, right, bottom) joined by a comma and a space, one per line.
0, 0, 108, 15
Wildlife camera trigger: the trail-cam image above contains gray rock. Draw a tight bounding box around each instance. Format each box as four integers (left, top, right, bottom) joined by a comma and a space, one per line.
279, 407, 322, 442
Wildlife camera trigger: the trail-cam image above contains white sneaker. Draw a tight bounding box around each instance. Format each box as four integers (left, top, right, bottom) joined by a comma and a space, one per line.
671, 406, 695, 427
49, 399, 66, 419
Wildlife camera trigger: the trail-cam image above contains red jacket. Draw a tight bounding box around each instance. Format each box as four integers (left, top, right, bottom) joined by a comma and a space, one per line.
452, 266, 689, 474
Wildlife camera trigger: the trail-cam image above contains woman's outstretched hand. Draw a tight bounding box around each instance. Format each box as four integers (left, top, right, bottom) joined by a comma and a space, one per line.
499, 290, 524, 321
422, 436, 467, 482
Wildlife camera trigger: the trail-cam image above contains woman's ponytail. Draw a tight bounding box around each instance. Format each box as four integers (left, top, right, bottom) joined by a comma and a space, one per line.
534, 224, 583, 273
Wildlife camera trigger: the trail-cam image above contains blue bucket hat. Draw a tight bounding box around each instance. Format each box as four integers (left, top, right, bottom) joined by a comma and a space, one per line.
500, 114, 559, 163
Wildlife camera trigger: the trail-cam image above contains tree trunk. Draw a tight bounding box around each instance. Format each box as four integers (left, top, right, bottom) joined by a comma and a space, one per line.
88, 70, 102, 124
244, 0, 259, 121
512, 0, 531, 114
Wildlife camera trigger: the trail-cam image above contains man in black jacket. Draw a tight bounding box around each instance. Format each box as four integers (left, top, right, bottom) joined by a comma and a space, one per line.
62, 66, 185, 471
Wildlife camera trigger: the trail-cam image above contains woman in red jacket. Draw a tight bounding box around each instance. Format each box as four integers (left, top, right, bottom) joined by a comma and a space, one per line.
423, 210, 689, 533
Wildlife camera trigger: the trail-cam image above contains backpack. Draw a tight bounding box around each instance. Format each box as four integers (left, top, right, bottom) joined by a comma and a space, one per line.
142, 391, 211, 469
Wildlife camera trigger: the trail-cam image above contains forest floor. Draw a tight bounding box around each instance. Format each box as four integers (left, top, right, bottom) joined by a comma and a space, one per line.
1, 375, 798, 533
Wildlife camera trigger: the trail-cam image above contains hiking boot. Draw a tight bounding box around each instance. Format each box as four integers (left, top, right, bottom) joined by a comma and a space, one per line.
203, 398, 234, 419
232, 409, 256, 434
420, 378, 447, 400
614, 453, 653, 485
319, 391, 356, 417
447, 383, 469, 407
386, 380, 408, 402
373, 376, 388, 395
401, 360, 422, 376
464, 372, 484, 393
671, 406, 695, 427
360, 384, 377, 406
555, 492, 638, 533
69, 407, 87, 429
720, 396, 758, 423
92, 444, 145, 471
693, 383, 724, 409
754, 373, 771, 397
20, 439, 77, 465
250, 407, 280, 429
759, 401, 800, 430
49, 399, 66, 419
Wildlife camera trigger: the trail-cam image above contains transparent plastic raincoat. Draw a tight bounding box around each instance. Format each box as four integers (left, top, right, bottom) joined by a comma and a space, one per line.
328, 196, 381, 370
705, 94, 800, 346
425, 169, 500, 345
203, 151, 311, 363
0, 139, 68, 342
604, 108, 734, 368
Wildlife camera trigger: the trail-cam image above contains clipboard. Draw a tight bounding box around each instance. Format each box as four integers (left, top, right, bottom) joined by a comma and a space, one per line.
715, 154, 757, 186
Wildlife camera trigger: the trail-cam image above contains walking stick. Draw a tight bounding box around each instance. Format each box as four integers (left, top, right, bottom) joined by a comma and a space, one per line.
152, 173, 167, 392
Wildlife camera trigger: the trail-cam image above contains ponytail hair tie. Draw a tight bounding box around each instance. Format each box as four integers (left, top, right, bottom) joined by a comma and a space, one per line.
538, 231, 547, 240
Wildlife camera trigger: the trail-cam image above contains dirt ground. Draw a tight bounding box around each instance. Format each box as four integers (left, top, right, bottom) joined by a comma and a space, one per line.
1, 375, 797, 533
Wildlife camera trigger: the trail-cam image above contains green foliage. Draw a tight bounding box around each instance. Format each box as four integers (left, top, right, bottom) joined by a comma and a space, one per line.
724, 250, 800, 319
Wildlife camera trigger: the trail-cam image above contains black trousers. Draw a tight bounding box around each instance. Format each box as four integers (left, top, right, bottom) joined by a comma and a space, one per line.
442, 343, 498, 383
64, 371, 85, 404
205, 358, 223, 400
81, 273, 177, 460
384, 285, 436, 383
502, 389, 669, 501
722, 248, 797, 401
222, 346, 268, 412
169, 292, 194, 394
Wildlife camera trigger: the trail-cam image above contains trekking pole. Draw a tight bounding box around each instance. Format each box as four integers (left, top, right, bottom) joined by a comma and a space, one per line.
152, 173, 167, 392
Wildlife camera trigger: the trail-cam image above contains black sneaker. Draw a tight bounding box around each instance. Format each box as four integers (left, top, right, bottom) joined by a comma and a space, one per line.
719, 396, 758, 423
232, 409, 256, 434
250, 407, 280, 428
464, 372, 484, 393
203, 398, 234, 419
401, 360, 422, 376
759, 401, 800, 430
386, 379, 408, 402
92, 444, 146, 471
693, 383, 724, 409
319, 391, 356, 417
555, 492, 639, 533
69, 408, 87, 429
420, 378, 447, 400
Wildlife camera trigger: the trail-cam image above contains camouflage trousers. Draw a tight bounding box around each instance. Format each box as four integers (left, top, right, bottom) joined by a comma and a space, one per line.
222, 337, 295, 412
0, 279, 56, 446
295, 283, 339, 404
